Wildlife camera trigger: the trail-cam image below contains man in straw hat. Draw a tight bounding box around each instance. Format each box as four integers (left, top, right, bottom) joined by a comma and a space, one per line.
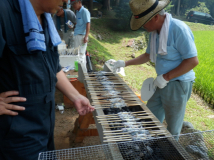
113, 0, 199, 138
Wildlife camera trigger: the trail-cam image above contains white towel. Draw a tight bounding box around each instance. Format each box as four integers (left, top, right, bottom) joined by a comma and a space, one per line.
150, 13, 171, 64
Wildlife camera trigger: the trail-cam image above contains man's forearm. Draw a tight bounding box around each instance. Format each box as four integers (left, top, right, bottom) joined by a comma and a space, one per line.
56, 70, 80, 102
163, 56, 199, 81
125, 53, 150, 67
85, 22, 90, 37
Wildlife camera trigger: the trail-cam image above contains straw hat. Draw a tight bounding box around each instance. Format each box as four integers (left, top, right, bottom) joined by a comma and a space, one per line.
129, 0, 170, 31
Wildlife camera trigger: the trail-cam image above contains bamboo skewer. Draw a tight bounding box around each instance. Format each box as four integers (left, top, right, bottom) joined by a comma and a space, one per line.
96, 111, 147, 117
103, 126, 162, 130
103, 130, 167, 135
104, 135, 132, 138
92, 100, 139, 103
85, 73, 114, 76
87, 88, 128, 91
84, 75, 118, 78
88, 91, 130, 94
92, 103, 141, 107
91, 95, 134, 99
103, 129, 167, 133
92, 103, 139, 106
87, 82, 126, 85
99, 121, 158, 125
84, 77, 119, 79
97, 112, 151, 118
91, 96, 136, 100
97, 116, 152, 120
98, 116, 155, 123
104, 132, 166, 139
103, 139, 133, 142
86, 80, 123, 83
87, 84, 125, 87
87, 85, 125, 87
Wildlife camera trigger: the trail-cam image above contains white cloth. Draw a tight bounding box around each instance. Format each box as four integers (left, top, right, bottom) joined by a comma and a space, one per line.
150, 13, 171, 64
73, 35, 87, 71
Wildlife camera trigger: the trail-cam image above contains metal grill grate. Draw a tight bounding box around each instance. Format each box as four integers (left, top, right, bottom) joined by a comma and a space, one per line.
38, 131, 214, 160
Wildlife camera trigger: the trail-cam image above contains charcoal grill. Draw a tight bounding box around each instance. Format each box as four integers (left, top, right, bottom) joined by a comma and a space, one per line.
38, 63, 214, 159
38, 130, 214, 160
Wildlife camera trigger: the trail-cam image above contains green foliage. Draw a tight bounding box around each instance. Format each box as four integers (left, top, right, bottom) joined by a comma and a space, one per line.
185, 2, 210, 16
165, 1, 174, 13
193, 30, 214, 106
112, 0, 132, 30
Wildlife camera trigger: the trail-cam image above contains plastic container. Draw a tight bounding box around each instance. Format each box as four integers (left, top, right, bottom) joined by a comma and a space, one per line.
75, 60, 78, 71
58, 46, 80, 68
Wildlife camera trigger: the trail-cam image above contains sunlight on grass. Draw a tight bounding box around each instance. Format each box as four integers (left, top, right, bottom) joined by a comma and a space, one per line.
185, 97, 214, 131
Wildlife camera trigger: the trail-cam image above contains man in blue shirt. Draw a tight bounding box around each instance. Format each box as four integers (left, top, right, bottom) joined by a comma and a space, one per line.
113, 0, 199, 138
71, 0, 91, 71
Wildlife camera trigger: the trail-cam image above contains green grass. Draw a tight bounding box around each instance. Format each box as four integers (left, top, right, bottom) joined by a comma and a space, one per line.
87, 17, 214, 131
185, 96, 214, 131
192, 31, 214, 105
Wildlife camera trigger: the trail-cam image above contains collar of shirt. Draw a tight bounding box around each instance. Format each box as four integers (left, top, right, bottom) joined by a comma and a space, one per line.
7, 0, 21, 13
77, 6, 84, 13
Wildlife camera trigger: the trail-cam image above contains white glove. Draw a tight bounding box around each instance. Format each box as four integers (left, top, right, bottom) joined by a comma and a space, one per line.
154, 74, 169, 89
113, 60, 125, 73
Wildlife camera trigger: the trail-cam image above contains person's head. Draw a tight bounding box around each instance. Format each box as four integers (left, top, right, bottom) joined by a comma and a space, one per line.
70, 0, 82, 11
129, 0, 170, 32
30, 0, 68, 15
56, 7, 64, 17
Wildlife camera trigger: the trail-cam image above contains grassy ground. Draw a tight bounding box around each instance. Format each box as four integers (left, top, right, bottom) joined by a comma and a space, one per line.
87, 16, 214, 131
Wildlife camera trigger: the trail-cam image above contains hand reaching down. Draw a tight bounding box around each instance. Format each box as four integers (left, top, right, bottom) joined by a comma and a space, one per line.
73, 94, 94, 115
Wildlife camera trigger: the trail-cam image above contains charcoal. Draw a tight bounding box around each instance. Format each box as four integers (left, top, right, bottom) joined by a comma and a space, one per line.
125, 150, 134, 156
185, 145, 208, 158
133, 144, 140, 151
146, 146, 153, 155
139, 152, 144, 158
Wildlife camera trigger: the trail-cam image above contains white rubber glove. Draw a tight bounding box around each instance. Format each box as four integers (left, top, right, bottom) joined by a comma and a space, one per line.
154, 74, 169, 89
113, 60, 125, 73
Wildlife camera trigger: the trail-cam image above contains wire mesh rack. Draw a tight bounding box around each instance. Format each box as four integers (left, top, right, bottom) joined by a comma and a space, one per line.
38, 130, 214, 160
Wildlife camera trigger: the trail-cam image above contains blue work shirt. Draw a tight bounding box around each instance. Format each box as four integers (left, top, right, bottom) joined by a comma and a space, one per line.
74, 6, 90, 36
146, 16, 197, 82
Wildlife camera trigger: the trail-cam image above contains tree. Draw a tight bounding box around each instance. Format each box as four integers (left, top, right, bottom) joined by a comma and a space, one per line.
104, 0, 110, 10
176, 0, 181, 15
165, 1, 174, 13
185, 2, 210, 16
112, 0, 132, 29
89, 0, 93, 14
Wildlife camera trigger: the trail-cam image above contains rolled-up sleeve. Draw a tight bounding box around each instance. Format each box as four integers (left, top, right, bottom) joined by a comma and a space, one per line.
83, 10, 90, 23
0, 23, 6, 58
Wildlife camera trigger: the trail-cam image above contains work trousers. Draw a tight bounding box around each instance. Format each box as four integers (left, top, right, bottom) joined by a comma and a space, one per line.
73, 35, 87, 71
147, 80, 193, 139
